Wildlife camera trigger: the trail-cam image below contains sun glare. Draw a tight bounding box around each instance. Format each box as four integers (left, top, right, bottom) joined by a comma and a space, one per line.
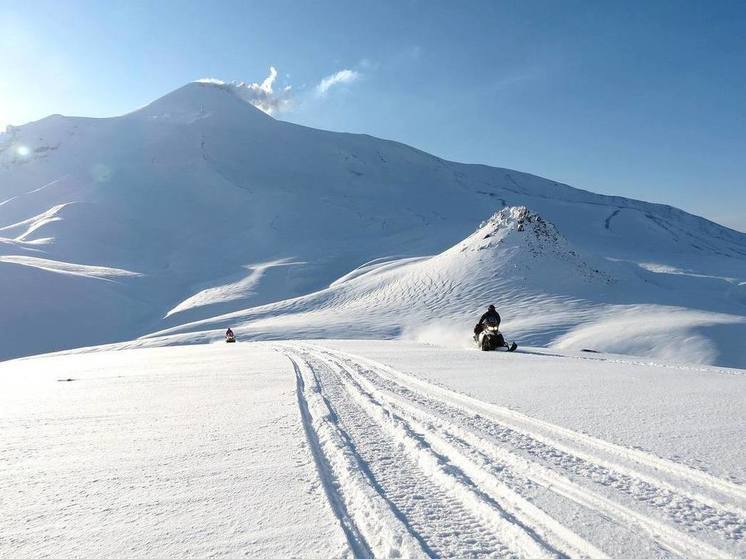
16, 145, 30, 157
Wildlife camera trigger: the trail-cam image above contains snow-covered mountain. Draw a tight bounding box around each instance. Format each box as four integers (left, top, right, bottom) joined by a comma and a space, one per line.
2, 81, 746, 363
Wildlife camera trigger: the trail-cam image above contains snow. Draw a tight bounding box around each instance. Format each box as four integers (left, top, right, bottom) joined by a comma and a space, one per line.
2, 340, 744, 558
550, 306, 746, 365
143, 207, 746, 369
165, 258, 303, 319
2, 81, 746, 555
0, 344, 349, 558
2, 81, 746, 366
317, 340, 746, 482
0, 255, 142, 279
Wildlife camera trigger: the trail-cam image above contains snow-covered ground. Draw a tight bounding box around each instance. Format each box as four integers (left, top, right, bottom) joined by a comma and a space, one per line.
1, 344, 350, 557
3, 340, 745, 558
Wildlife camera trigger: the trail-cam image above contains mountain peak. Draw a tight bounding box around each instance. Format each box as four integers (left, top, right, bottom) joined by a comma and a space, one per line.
133, 81, 274, 122
444, 206, 615, 286
455, 206, 562, 253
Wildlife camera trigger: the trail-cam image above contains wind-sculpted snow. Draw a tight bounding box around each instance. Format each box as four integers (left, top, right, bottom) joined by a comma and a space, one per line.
0, 255, 142, 279
1, 81, 746, 362
164, 258, 304, 320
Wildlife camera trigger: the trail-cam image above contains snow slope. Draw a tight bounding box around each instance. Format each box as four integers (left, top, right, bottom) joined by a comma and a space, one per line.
2, 340, 744, 558
2, 81, 746, 361
144, 207, 746, 368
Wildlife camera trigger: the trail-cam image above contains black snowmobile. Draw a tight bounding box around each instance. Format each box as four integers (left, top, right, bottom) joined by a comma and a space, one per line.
473, 318, 518, 352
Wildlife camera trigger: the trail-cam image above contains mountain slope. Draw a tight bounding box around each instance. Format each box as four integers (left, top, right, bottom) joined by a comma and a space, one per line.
147, 207, 746, 368
1, 81, 745, 360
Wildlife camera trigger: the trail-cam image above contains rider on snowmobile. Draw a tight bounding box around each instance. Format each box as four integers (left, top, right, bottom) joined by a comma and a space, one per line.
225, 328, 234, 340
473, 305, 517, 351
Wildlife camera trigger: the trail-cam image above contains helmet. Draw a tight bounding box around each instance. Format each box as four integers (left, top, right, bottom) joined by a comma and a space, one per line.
488, 304, 495, 311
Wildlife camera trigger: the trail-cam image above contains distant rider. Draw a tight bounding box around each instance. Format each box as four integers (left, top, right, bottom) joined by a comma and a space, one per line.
225, 328, 234, 339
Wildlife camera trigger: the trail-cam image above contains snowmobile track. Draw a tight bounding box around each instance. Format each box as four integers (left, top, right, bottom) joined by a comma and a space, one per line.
289, 355, 374, 558
288, 343, 745, 559
287, 354, 427, 558
285, 347, 577, 558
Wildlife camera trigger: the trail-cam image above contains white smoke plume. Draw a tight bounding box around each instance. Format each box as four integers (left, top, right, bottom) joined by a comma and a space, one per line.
198, 67, 292, 115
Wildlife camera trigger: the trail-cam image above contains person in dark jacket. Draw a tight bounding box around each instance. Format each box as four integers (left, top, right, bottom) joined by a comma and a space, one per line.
479, 305, 501, 326
225, 328, 234, 339
474, 305, 501, 335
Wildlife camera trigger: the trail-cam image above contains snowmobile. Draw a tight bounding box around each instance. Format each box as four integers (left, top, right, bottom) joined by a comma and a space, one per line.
225, 332, 236, 343
474, 318, 518, 352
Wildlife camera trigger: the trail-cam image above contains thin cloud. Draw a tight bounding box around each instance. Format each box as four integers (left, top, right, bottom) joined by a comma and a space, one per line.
315, 69, 360, 96
490, 71, 541, 92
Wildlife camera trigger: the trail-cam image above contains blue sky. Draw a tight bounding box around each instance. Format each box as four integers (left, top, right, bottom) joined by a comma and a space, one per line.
2, 0, 745, 231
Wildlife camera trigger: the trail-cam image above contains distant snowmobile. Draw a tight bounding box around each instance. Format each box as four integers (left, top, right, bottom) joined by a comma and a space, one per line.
225, 328, 236, 343
473, 318, 517, 352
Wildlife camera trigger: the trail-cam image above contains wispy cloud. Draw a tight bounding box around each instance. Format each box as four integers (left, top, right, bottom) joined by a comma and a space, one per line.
315, 69, 360, 96
490, 70, 541, 92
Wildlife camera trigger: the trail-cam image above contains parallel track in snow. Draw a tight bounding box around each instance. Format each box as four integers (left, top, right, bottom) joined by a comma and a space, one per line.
282, 343, 746, 558
287, 351, 563, 558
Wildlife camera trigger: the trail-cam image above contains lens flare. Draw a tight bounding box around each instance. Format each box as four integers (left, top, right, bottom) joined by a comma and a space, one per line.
90, 163, 113, 183
16, 145, 30, 157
